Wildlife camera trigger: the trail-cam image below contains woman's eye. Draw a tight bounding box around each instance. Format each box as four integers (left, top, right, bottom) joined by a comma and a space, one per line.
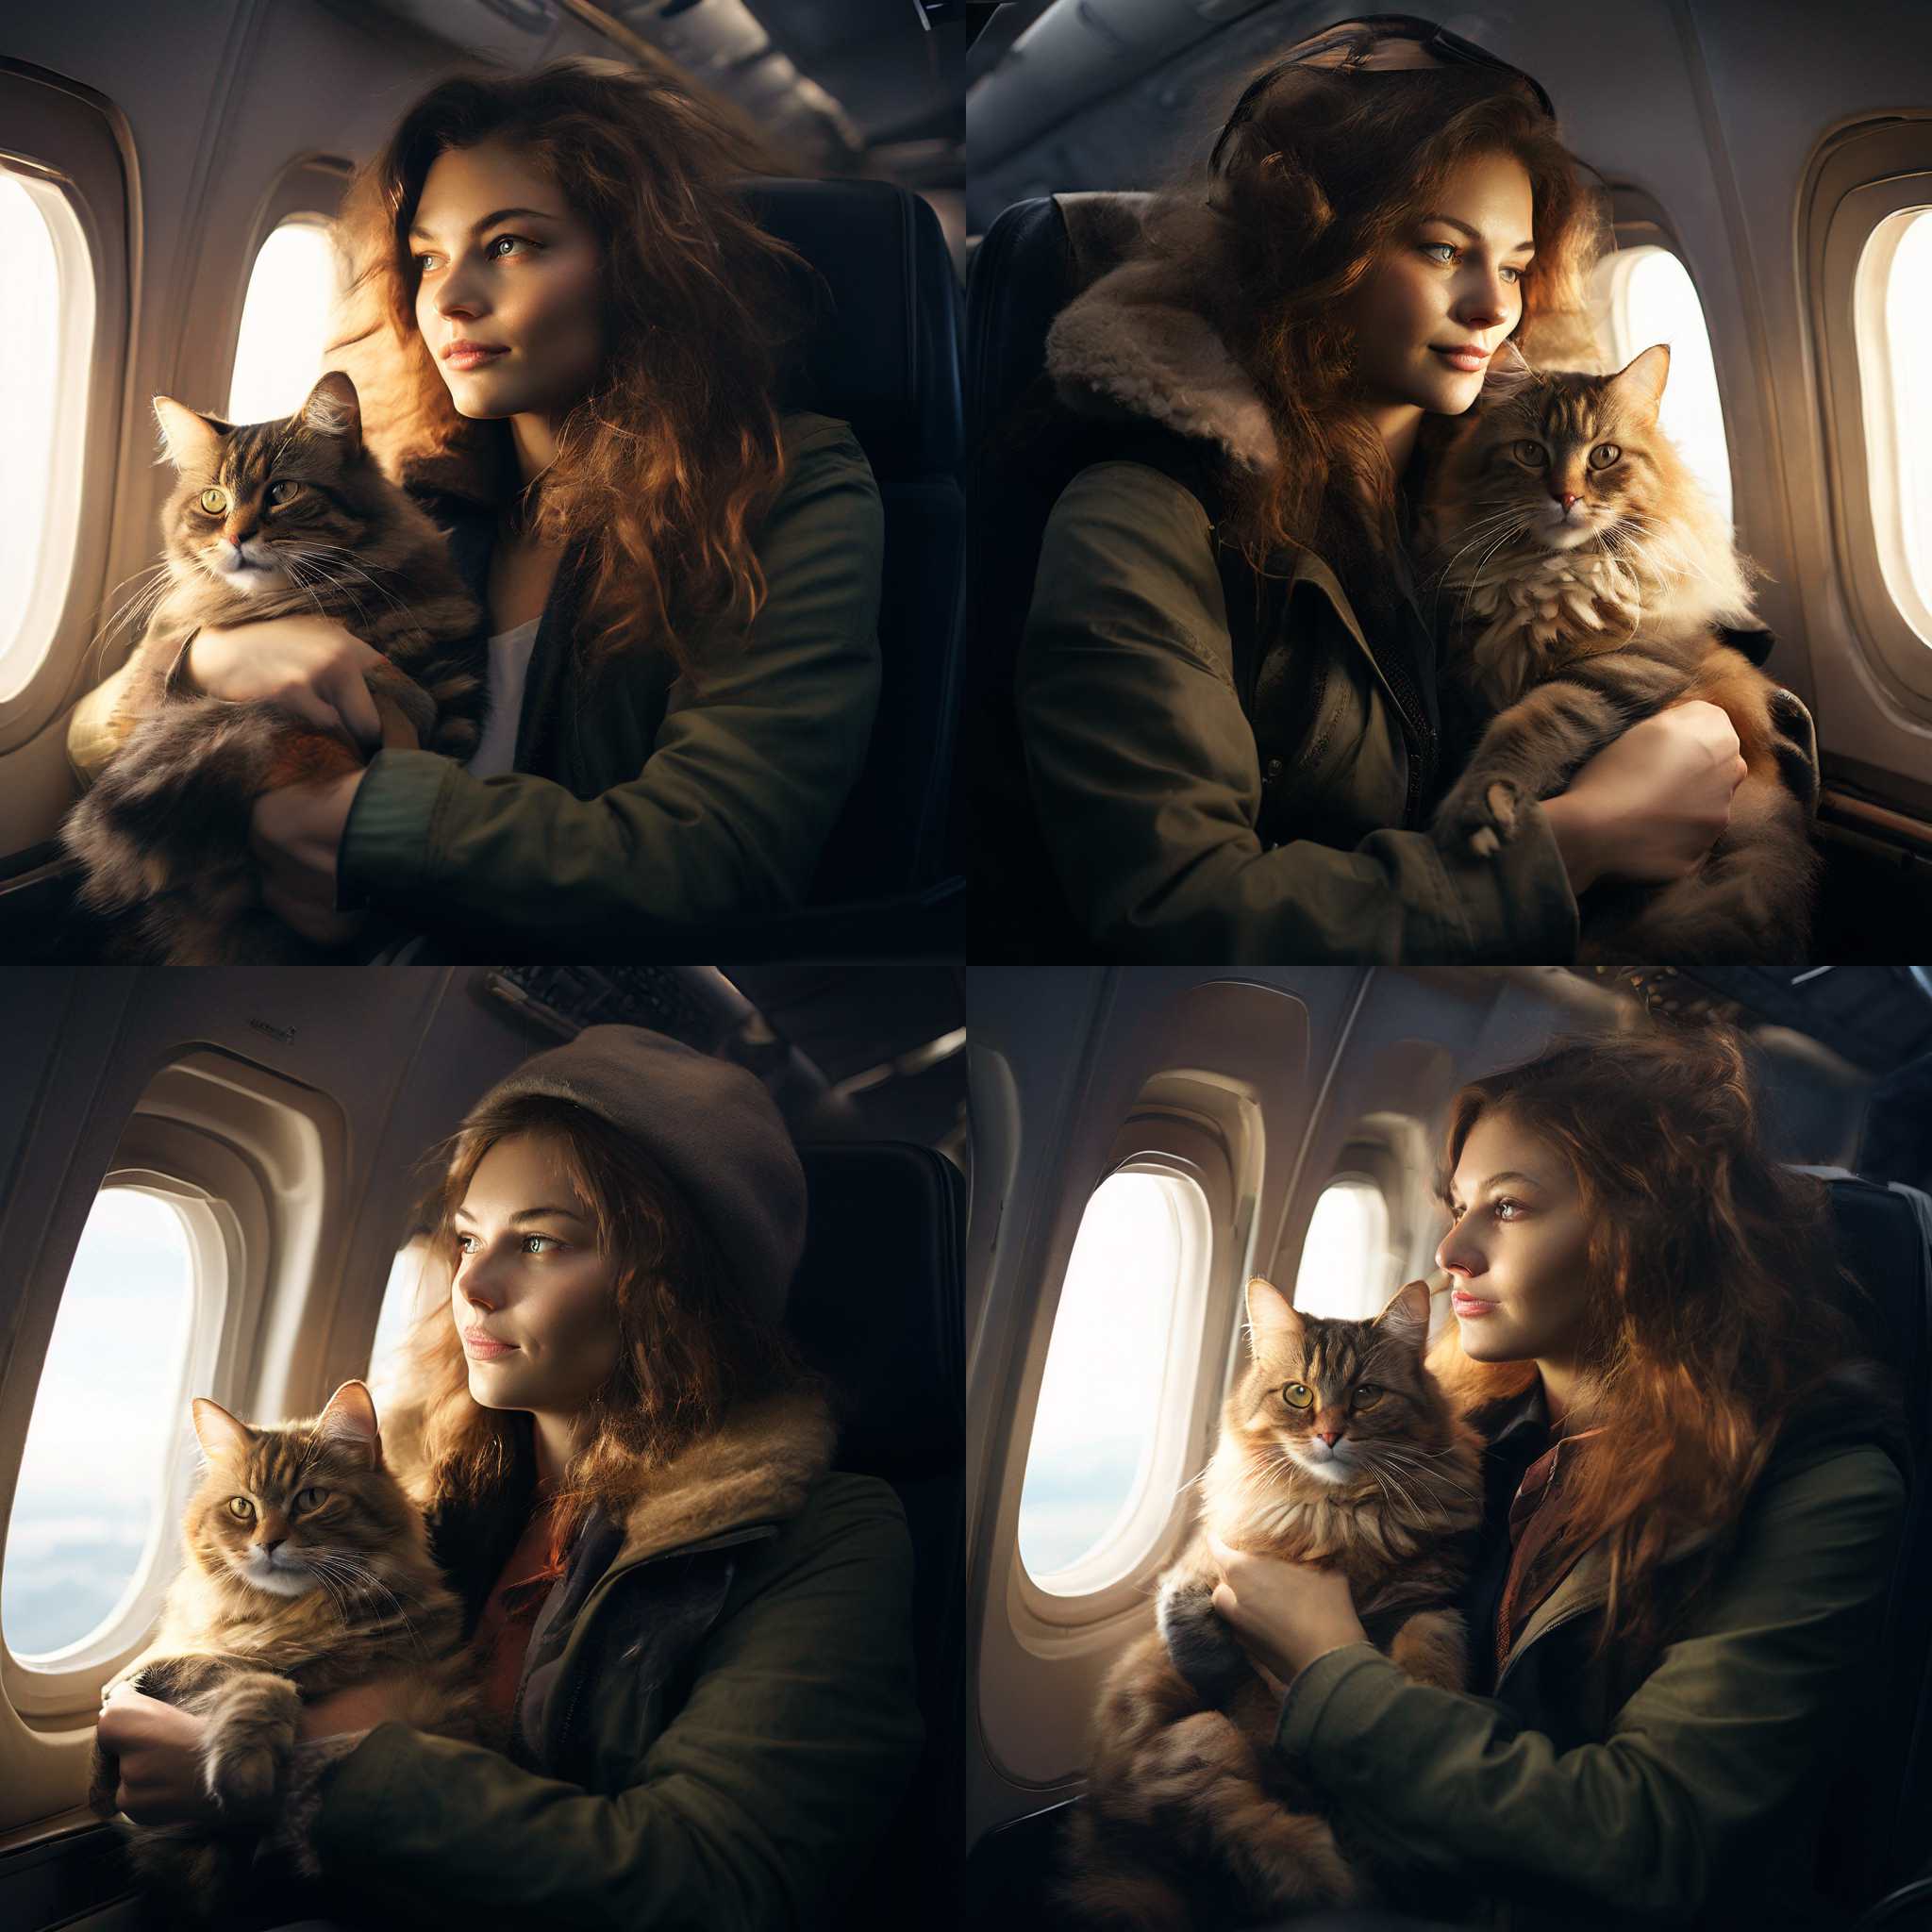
227, 1496, 255, 1521
454, 1231, 478, 1254
1354, 1385, 1384, 1408
522, 1234, 561, 1255
1493, 1198, 1524, 1220
1511, 441, 1548, 466
413, 251, 441, 274
267, 480, 301, 505
199, 487, 229, 515
1589, 443, 1622, 469
1421, 242, 1457, 262
486, 234, 530, 259
1281, 1382, 1314, 1410
294, 1487, 327, 1512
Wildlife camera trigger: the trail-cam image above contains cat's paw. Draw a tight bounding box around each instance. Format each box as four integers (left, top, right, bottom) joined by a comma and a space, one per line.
1157, 1572, 1253, 1706
201, 1675, 300, 1822
1432, 774, 1524, 859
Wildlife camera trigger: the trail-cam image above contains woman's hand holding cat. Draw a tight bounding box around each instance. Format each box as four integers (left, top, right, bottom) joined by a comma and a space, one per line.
189, 615, 388, 756
250, 771, 368, 948
1542, 701, 1747, 893
93, 1685, 223, 1826
1206, 1532, 1368, 1686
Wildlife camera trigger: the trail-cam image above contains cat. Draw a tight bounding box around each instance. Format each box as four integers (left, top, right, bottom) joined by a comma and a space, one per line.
1060, 1276, 1482, 1932
1415, 341, 1820, 963
60, 369, 485, 965
88, 1379, 488, 1924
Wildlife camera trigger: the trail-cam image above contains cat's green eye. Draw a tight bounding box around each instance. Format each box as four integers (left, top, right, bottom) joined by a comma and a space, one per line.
1510, 441, 1547, 467
267, 480, 303, 505
1588, 443, 1622, 469
293, 1486, 328, 1511
227, 1496, 255, 1521
199, 487, 230, 515
1354, 1384, 1385, 1408
1281, 1382, 1314, 1410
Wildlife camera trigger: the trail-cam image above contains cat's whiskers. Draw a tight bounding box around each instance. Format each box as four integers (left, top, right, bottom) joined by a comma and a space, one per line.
84, 566, 178, 680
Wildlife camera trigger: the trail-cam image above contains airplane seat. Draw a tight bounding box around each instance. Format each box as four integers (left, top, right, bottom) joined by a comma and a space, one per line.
783, 1141, 967, 1912
962, 1172, 1932, 1929
961, 192, 1151, 961
740, 178, 966, 910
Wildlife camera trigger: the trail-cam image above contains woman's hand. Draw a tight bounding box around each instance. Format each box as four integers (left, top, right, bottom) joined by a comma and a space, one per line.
1206, 1532, 1369, 1686
1541, 700, 1747, 893
296, 1673, 420, 1744
250, 769, 368, 947
94, 1685, 222, 1827
189, 616, 388, 754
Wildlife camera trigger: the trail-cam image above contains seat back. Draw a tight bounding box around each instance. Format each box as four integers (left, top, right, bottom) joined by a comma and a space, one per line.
785, 1141, 965, 1907
741, 179, 966, 904
962, 192, 1152, 958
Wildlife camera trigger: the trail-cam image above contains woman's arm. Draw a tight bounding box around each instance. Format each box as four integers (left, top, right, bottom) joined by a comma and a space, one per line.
334, 427, 884, 945
1017, 462, 1582, 963
1270, 1444, 1906, 1920
298, 1476, 922, 1931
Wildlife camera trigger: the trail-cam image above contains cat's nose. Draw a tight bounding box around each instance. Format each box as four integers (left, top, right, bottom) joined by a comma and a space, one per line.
261, 1537, 284, 1557
1555, 491, 1579, 512
1317, 1429, 1341, 1447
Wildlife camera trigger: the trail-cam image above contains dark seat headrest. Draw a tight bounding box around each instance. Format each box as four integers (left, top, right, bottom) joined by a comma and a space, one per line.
741, 177, 963, 479
786, 1142, 964, 1482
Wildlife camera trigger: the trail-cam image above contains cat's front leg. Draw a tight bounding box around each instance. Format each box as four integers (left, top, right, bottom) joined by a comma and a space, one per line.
1387, 1607, 1468, 1691
1433, 680, 1619, 859
198, 1670, 302, 1822
1156, 1560, 1254, 1707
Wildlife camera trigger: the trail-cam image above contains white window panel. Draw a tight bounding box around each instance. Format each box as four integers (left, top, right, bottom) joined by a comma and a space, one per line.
1292, 1175, 1394, 1322
1018, 1168, 1210, 1597
228, 218, 346, 426
365, 1234, 447, 1414
1855, 206, 1932, 650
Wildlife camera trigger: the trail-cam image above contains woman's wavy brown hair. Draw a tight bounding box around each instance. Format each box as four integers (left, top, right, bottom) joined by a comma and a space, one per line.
1425, 1024, 1884, 1660
1166, 38, 1607, 593
391, 1090, 824, 1589
328, 55, 805, 673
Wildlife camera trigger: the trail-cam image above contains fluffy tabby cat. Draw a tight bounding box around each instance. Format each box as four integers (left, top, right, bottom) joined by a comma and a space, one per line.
1062, 1277, 1482, 1932
60, 370, 485, 964
1417, 341, 1819, 962
89, 1379, 485, 1924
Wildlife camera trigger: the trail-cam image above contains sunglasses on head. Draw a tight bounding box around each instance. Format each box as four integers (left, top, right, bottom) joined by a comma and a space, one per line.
1209, 13, 1557, 175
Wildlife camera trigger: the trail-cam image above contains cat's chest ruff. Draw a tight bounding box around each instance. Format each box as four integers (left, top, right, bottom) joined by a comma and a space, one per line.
1456, 548, 1639, 711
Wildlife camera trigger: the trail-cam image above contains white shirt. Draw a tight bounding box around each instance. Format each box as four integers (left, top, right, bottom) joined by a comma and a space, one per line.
466, 616, 541, 779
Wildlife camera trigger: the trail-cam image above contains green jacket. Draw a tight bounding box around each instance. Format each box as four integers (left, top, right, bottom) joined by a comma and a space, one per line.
1274, 1388, 1909, 1928
303, 1393, 922, 1931
66, 412, 882, 951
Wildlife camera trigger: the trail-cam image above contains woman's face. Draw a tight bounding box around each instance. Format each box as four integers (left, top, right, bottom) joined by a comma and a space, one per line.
1435, 1107, 1593, 1367
1343, 149, 1536, 417
409, 137, 606, 424
450, 1131, 622, 1418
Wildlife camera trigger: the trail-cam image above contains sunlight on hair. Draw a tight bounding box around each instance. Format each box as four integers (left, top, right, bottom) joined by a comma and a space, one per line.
1292, 1177, 1394, 1322
2, 1190, 193, 1657
228, 218, 345, 425
1856, 207, 1932, 649
1019, 1171, 1208, 1592
1591, 245, 1733, 528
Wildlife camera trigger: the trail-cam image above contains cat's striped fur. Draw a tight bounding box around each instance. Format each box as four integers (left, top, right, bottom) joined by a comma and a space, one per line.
1062, 1277, 1482, 1932
60, 371, 485, 963
88, 1380, 487, 1924
1418, 341, 1819, 963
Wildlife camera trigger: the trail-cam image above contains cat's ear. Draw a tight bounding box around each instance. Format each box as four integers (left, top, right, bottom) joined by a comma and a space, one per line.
314, 1378, 383, 1467
1477, 339, 1537, 408
1244, 1274, 1304, 1354
153, 397, 229, 472
1607, 343, 1670, 421
1374, 1279, 1434, 1355
191, 1397, 253, 1466
299, 370, 363, 450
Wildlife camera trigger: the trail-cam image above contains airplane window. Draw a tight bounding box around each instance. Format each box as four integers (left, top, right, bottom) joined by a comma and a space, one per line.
1591, 245, 1734, 528
0, 165, 93, 703
365, 1233, 446, 1412
1291, 1175, 1394, 1322
228, 216, 346, 425
1017, 1169, 1209, 1596
1, 1189, 193, 1658
1854, 206, 1932, 649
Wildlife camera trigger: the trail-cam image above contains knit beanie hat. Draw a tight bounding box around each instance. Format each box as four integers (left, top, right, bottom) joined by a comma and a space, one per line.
477, 1024, 807, 1324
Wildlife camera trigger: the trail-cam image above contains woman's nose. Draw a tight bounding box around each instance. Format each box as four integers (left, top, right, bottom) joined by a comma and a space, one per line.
1437, 1224, 1485, 1277
1455, 279, 1510, 331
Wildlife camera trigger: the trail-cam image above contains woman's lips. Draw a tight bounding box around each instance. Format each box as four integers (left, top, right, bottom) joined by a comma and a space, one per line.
462, 1334, 517, 1358
446, 346, 508, 372
1450, 1289, 1498, 1318
1433, 346, 1489, 373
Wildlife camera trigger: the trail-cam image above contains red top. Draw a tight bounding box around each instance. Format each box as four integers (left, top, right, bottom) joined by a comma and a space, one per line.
470, 1497, 568, 1726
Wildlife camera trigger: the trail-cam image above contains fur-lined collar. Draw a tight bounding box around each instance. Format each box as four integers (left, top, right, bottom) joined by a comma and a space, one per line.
1044, 207, 1278, 474
612, 1389, 838, 1570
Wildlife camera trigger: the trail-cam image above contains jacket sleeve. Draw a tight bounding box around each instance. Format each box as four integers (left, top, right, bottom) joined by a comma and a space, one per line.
336, 431, 883, 943
1273, 1443, 1907, 1922
305, 1478, 923, 1932
1017, 461, 1580, 962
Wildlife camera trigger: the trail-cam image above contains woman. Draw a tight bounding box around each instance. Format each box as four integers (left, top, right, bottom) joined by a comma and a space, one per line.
96, 1024, 923, 1929
68, 57, 883, 956
1007, 16, 1761, 963
1205, 1026, 1908, 1927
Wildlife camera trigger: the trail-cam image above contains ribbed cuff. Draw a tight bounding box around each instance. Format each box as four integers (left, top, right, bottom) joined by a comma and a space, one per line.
338, 749, 454, 913
265, 1728, 374, 1880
